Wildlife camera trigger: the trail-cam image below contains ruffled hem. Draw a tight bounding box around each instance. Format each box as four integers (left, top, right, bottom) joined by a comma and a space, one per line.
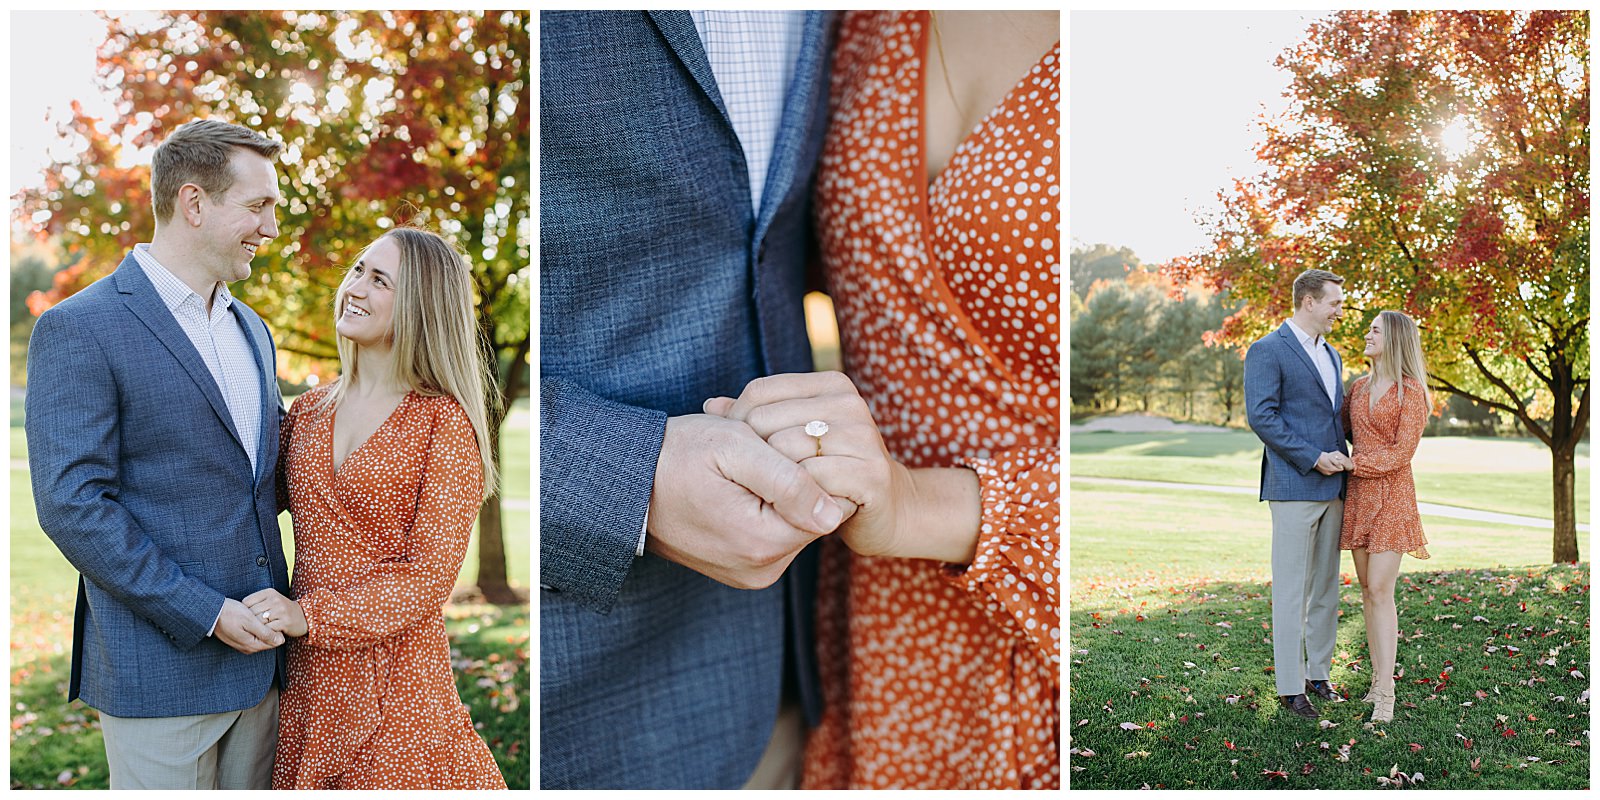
1340, 531, 1431, 560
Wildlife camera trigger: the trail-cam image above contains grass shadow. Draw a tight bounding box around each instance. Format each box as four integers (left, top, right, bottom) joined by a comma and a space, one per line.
1069, 564, 1590, 789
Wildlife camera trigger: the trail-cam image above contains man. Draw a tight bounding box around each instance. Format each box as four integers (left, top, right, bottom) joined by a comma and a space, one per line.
26, 119, 292, 788
540, 11, 838, 789
1244, 268, 1352, 720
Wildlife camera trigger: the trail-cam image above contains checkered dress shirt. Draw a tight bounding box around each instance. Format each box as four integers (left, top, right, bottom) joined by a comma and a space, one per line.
132, 244, 263, 474
690, 10, 806, 214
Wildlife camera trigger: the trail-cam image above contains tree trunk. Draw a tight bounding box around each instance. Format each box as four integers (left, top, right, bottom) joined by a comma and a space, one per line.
474, 400, 520, 604
1551, 441, 1578, 563
471, 322, 530, 605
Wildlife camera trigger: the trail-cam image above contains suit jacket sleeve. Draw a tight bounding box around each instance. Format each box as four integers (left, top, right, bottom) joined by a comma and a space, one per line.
539, 376, 668, 614
25, 309, 226, 650
1245, 339, 1321, 474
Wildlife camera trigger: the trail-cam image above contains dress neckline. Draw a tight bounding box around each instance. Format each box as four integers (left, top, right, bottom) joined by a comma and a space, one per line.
914, 11, 1060, 198
330, 390, 416, 478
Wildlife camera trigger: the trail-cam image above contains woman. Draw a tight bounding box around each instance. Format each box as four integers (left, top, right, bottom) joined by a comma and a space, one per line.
1340, 310, 1431, 725
708, 10, 1060, 788
243, 228, 507, 788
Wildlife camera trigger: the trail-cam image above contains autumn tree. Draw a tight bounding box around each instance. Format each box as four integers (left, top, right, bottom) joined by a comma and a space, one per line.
1168, 11, 1588, 562
14, 10, 532, 601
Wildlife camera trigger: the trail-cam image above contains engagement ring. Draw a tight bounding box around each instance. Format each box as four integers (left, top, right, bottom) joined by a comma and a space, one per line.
805, 420, 829, 458
262, 610, 272, 621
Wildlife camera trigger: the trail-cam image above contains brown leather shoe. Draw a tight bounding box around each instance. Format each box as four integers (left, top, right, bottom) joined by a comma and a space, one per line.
1279, 694, 1318, 719
1305, 679, 1339, 701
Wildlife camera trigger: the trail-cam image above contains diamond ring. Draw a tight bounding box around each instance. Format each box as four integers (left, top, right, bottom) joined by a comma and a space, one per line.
805, 420, 829, 458
262, 610, 272, 621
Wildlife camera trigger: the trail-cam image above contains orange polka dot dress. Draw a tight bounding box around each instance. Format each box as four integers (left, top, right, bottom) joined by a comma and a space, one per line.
272, 385, 506, 789
1340, 376, 1431, 559
801, 11, 1061, 789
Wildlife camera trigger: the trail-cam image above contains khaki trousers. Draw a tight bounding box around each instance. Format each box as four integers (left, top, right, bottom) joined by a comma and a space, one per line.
1269, 499, 1343, 696
741, 702, 803, 790
99, 687, 279, 790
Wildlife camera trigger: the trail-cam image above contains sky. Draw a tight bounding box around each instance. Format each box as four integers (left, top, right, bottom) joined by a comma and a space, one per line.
1070, 10, 1329, 266
8, 11, 128, 200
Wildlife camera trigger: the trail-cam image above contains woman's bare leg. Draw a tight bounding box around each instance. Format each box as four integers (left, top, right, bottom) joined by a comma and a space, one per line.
1351, 548, 1372, 699
1364, 550, 1404, 720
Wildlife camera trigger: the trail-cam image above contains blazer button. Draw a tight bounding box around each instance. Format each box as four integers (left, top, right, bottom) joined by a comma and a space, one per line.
257, 556, 268, 567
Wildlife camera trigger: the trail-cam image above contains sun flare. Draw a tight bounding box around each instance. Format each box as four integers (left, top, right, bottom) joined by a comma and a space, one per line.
1439, 117, 1475, 161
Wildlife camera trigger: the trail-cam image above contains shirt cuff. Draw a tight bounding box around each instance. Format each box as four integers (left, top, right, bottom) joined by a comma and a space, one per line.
637, 510, 649, 558
208, 606, 222, 638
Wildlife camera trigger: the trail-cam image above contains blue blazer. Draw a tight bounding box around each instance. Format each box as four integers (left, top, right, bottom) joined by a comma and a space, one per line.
1244, 322, 1349, 502
25, 253, 289, 718
539, 11, 833, 789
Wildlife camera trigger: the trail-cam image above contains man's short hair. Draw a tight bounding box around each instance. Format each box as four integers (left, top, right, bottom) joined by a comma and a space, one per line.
1293, 269, 1345, 309
151, 120, 282, 224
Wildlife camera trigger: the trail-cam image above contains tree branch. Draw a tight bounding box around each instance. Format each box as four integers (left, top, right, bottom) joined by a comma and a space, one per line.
1465, 344, 1534, 420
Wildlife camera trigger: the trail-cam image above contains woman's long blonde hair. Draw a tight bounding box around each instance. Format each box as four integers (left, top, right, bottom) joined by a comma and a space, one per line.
323, 227, 499, 498
1368, 309, 1430, 411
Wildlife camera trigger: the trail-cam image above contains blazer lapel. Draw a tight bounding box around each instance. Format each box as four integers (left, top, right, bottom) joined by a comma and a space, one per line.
1328, 345, 1344, 415
1277, 323, 1333, 408
229, 302, 277, 484
646, 11, 733, 129
114, 255, 247, 455
753, 11, 830, 229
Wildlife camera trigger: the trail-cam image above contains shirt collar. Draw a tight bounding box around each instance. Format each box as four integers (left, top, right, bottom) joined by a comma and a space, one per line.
133, 244, 234, 315
1284, 318, 1322, 350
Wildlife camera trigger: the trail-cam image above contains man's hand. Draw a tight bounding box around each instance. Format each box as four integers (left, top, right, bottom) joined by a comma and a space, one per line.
705, 372, 917, 560
646, 413, 846, 590
243, 588, 308, 638
1314, 451, 1350, 475
214, 597, 285, 654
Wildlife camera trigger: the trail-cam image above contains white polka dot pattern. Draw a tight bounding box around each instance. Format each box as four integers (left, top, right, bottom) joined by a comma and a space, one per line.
800, 11, 1061, 790
272, 385, 505, 789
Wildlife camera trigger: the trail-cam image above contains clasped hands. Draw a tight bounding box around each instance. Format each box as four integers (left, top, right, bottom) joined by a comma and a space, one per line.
212, 589, 308, 654
1314, 451, 1354, 476
646, 372, 915, 590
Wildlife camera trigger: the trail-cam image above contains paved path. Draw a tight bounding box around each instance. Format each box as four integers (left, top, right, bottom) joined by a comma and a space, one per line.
1072, 475, 1591, 532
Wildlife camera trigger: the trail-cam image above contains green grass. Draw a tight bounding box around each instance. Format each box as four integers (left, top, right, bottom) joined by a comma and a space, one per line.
1070, 478, 1590, 789
10, 398, 530, 789
1070, 483, 1586, 589
1072, 430, 1590, 523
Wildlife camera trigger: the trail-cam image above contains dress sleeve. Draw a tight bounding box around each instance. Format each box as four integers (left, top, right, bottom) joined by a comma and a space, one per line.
947, 445, 1060, 668
1351, 379, 1429, 478
296, 398, 482, 650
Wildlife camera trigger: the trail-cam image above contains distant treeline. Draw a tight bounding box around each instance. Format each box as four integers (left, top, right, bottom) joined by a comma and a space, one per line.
1069, 243, 1503, 434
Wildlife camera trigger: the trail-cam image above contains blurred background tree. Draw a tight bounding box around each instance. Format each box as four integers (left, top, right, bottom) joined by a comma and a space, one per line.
1166, 11, 1589, 563
13, 10, 531, 602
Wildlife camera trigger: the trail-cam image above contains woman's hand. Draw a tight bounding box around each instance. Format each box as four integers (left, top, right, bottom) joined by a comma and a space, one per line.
243, 587, 309, 638
706, 372, 940, 560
